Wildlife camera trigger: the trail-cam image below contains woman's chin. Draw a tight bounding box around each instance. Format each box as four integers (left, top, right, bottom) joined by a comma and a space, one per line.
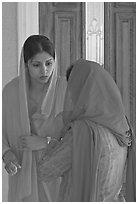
39, 77, 49, 83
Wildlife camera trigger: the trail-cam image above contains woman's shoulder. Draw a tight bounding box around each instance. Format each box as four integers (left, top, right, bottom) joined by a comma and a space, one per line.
3, 77, 19, 96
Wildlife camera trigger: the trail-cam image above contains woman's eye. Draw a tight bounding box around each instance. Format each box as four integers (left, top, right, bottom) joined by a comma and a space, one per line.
33, 64, 39, 68
46, 62, 52, 66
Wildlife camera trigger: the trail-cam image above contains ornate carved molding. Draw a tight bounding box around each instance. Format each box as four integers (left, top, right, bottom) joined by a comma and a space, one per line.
54, 11, 79, 76
115, 2, 136, 8
104, 2, 136, 132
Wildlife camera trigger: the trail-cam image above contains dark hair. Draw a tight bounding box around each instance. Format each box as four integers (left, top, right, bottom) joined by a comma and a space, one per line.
23, 35, 55, 63
66, 64, 74, 81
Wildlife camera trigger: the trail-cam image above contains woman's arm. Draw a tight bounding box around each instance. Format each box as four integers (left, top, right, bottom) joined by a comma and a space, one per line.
18, 113, 71, 151
2, 87, 21, 175
38, 130, 72, 182
18, 134, 47, 150
2, 87, 11, 155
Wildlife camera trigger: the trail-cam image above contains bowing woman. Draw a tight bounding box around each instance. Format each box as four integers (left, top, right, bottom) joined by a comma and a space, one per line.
2, 35, 67, 201
38, 59, 135, 202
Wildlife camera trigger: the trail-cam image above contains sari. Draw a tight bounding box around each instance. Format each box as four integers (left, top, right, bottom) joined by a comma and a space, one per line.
2, 50, 67, 201
38, 59, 135, 201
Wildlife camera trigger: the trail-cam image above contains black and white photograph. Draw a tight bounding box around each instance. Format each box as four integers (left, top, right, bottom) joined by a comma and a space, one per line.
2, 1, 136, 202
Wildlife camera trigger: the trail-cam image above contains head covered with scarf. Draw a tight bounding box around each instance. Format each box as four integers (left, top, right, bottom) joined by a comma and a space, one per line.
62, 59, 135, 201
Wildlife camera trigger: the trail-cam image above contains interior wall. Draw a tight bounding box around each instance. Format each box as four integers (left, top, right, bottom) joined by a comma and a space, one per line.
2, 3, 18, 201
2, 2, 18, 89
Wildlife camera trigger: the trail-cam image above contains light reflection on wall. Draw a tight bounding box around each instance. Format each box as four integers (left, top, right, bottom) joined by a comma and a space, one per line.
86, 2, 104, 66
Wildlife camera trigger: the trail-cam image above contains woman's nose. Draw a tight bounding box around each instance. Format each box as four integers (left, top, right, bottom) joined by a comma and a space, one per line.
41, 65, 47, 74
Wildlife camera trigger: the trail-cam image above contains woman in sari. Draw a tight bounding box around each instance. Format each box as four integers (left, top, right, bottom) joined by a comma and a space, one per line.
2, 35, 67, 201
38, 59, 136, 201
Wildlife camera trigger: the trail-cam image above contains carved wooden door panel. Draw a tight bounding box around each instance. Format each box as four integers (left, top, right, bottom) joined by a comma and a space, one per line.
104, 2, 136, 133
39, 2, 85, 77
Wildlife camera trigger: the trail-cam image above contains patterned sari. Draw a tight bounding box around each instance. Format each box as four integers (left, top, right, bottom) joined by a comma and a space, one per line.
38, 59, 135, 201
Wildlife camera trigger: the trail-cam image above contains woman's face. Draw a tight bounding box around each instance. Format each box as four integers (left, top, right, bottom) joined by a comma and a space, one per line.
27, 51, 55, 84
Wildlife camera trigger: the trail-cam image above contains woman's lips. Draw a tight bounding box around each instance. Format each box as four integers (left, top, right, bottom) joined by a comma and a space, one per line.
40, 76, 47, 80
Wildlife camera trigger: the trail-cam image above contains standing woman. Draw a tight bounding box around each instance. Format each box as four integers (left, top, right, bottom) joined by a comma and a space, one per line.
2, 35, 67, 201
38, 59, 135, 201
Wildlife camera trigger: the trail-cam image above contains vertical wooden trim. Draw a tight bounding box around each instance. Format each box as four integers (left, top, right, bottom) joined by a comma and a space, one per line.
39, 3, 54, 41
104, 3, 116, 79
81, 2, 86, 59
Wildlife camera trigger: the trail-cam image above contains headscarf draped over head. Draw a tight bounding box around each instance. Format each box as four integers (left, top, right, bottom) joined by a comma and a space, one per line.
62, 59, 135, 201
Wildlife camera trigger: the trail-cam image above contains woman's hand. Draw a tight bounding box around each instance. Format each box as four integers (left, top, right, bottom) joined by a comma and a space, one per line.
18, 135, 46, 151
3, 150, 21, 175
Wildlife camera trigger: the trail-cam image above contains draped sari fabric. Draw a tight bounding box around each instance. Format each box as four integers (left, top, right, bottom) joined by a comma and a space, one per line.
126, 120, 136, 202
62, 59, 135, 201
2, 50, 67, 201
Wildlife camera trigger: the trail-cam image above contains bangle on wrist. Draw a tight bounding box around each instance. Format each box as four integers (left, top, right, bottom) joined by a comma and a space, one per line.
46, 137, 51, 145
50, 138, 59, 143
45, 137, 59, 147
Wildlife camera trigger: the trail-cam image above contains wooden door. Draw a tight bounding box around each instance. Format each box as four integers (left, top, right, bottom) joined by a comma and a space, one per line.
39, 2, 85, 77
104, 2, 136, 133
